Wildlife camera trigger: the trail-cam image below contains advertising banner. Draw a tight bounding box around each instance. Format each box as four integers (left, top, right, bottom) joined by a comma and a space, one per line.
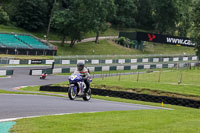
119, 32, 196, 47
137, 32, 195, 46
31, 60, 43, 64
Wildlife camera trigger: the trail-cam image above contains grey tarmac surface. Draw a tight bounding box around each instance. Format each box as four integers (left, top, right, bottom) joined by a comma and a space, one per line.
0, 66, 67, 91
0, 66, 165, 121
0, 65, 139, 91
0, 94, 163, 120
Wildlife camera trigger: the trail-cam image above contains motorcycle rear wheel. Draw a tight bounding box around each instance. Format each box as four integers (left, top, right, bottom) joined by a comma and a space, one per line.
83, 88, 91, 101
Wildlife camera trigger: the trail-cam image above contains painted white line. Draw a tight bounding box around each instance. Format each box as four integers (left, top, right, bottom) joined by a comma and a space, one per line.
0, 112, 99, 122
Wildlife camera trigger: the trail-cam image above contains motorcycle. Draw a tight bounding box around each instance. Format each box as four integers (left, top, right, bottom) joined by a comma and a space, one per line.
68, 74, 92, 101
40, 73, 47, 79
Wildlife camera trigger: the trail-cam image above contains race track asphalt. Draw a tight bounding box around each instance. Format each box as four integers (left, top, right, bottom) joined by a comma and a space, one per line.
0, 94, 163, 120
0, 66, 164, 121
0, 66, 67, 91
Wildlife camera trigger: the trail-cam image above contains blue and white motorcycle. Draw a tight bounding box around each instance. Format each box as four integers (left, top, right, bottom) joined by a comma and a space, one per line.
68, 74, 92, 101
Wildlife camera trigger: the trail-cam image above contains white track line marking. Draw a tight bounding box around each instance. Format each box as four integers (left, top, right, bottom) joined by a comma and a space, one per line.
0, 112, 99, 122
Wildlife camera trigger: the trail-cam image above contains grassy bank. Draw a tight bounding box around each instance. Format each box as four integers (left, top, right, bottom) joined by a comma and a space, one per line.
91, 68, 200, 97
55, 40, 141, 55
55, 68, 200, 97
55, 40, 195, 56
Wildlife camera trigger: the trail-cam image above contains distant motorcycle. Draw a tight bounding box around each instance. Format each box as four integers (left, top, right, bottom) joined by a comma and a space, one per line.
68, 74, 92, 101
40, 73, 47, 79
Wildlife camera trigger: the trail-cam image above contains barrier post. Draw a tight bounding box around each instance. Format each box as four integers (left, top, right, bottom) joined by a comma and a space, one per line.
158, 70, 161, 83
137, 71, 139, 82
178, 72, 182, 84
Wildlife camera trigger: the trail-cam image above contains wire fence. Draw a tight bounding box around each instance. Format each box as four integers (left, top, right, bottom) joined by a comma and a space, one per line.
93, 67, 200, 87
53, 54, 196, 60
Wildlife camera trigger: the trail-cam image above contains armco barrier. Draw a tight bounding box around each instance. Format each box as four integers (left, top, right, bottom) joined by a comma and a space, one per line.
30, 62, 198, 75
0, 55, 199, 65
40, 86, 200, 109
0, 70, 14, 76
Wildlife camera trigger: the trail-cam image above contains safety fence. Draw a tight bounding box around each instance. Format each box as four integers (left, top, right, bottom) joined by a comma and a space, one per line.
30, 62, 198, 75
54, 54, 195, 59
40, 86, 200, 109
0, 55, 198, 65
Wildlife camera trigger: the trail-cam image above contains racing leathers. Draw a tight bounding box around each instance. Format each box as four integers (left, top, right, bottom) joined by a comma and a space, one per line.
73, 67, 91, 93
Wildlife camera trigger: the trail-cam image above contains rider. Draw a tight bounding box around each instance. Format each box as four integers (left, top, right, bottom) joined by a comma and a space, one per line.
42, 73, 47, 77
41, 73, 47, 78
73, 62, 91, 93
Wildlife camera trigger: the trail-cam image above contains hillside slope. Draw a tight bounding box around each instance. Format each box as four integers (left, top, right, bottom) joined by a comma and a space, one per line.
54, 40, 195, 56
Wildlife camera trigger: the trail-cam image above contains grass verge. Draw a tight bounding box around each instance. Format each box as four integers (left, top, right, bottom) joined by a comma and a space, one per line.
19, 86, 68, 96
56, 69, 148, 76
0, 87, 67, 97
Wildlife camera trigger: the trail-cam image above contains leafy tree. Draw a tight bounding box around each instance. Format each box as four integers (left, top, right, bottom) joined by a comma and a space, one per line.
152, 0, 179, 34
113, 0, 137, 28
135, 0, 154, 29
52, 9, 71, 46
192, 1, 200, 59
52, 0, 87, 47
0, 6, 9, 25
176, 0, 192, 37
14, 0, 49, 31
84, 0, 115, 43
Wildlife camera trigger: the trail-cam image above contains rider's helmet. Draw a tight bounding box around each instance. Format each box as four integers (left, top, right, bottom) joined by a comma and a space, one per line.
77, 62, 84, 71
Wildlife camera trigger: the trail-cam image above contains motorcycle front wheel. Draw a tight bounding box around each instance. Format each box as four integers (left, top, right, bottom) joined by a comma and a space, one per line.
68, 86, 77, 100
83, 88, 91, 101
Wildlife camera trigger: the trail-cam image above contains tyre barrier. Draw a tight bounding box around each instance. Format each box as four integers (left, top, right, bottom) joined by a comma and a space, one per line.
40, 85, 200, 109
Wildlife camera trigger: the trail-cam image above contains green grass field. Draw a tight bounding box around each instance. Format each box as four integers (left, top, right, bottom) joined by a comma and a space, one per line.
55, 40, 195, 56
55, 40, 142, 55
92, 68, 200, 97
11, 95, 200, 133
55, 68, 200, 97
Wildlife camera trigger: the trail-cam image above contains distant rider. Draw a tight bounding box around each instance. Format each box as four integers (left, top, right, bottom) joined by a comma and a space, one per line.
73, 62, 91, 93
41, 73, 47, 77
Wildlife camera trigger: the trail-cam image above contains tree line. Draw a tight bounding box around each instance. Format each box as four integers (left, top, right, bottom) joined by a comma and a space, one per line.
0, 0, 200, 53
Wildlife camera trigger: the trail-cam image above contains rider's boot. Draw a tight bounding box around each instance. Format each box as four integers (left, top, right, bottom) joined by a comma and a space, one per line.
84, 84, 90, 93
